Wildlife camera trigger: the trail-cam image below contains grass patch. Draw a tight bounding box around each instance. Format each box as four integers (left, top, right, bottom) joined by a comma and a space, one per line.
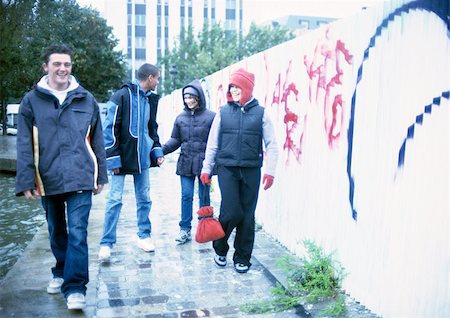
242, 240, 347, 317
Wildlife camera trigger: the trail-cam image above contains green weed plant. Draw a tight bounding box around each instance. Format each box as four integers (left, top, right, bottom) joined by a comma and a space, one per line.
242, 240, 347, 317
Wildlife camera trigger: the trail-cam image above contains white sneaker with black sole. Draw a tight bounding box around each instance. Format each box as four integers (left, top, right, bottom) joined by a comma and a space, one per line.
214, 254, 227, 267
234, 263, 250, 273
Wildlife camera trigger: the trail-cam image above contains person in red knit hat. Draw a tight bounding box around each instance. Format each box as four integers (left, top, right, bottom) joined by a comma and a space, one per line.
200, 68, 278, 273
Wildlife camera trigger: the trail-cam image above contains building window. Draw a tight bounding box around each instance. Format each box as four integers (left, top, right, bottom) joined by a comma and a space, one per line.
211, 0, 216, 19
135, 14, 146, 26
135, 48, 146, 59
135, 26, 146, 36
135, 4, 146, 14
225, 19, 235, 30
226, 0, 236, 9
135, 36, 146, 48
225, 9, 235, 19
298, 19, 310, 29
180, 17, 185, 29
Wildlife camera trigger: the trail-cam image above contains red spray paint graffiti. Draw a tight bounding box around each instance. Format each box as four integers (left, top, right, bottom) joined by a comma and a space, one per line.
270, 60, 306, 165
215, 84, 225, 110
304, 28, 353, 148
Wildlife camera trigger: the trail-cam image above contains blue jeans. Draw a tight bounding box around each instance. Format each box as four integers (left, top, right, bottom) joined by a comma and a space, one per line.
41, 190, 92, 298
100, 168, 152, 247
179, 175, 210, 231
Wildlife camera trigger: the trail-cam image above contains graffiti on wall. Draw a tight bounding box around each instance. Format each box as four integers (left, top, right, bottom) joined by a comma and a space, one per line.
304, 28, 353, 149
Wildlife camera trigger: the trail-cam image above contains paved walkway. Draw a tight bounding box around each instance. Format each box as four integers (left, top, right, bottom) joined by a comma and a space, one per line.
0, 156, 306, 318
0, 135, 377, 318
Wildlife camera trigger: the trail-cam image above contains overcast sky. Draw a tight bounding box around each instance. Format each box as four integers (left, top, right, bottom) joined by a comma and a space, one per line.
245, 0, 384, 20
77, 0, 385, 24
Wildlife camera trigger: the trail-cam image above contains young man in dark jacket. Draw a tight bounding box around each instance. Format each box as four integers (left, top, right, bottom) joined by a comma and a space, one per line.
163, 79, 215, 244
15, 44, 108, 310
98, 64, 164, 261
200, 68, 278, 273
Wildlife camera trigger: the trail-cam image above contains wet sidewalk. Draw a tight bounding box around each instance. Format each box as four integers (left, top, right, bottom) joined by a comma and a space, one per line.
0, 157, 303, 318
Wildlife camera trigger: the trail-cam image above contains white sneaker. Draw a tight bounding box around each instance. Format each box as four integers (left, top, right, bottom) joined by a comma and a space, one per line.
98, 246, 111, 262
66, 292, 86, 310
47, 277, 64, 294
137, 237, 155, 252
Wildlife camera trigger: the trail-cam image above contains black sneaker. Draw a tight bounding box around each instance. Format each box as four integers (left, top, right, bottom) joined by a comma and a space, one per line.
234, 263, 249, 273
214, 254, 227, 267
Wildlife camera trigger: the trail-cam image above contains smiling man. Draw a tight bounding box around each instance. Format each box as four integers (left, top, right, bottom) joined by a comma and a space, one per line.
15, 44, 108, 311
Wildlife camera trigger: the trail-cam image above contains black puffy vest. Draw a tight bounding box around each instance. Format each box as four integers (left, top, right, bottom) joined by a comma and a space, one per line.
216, 100, 264, 167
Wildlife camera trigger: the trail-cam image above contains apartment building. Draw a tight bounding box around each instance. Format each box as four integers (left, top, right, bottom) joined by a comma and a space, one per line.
92, 0, 243, 78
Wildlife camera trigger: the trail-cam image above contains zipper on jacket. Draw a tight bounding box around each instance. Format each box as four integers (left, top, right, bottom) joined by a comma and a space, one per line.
238, 107, 244, 165
136, 87, 142, 173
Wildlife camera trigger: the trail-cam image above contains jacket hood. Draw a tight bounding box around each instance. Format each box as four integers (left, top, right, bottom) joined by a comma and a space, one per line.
37, 75, 80, 92
182, 79, 207, 112
34, 76, 88, 104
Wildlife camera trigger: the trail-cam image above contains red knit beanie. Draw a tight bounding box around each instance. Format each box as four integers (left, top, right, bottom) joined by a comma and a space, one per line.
227, 68, 255, 105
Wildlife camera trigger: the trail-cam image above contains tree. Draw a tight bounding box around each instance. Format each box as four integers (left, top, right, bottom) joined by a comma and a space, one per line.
159, 22, 294, 95
241, 22, 295, 58
162, 24, 200, 94
0, 0, 127, 132
0, 0, 34, 134
23, 0, 127, 101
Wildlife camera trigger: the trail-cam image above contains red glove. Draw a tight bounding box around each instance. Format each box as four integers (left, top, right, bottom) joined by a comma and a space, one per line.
262, 174, 274, 190
200, 173, 211, 185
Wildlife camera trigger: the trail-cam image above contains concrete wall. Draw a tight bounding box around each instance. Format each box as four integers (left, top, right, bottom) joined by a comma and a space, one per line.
158, 1, 449, 317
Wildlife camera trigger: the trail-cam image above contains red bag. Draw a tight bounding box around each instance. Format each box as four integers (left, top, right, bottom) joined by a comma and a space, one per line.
195, 206, 225, 243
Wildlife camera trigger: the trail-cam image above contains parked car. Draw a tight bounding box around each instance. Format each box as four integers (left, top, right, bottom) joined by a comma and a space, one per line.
6, 104, 19, 135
